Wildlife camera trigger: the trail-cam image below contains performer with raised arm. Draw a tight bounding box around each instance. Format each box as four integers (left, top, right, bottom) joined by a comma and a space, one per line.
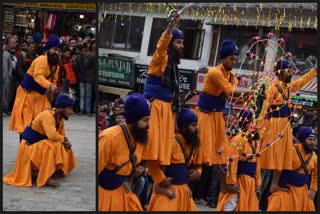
257, 59, 317, 194
142, 10, 184, 198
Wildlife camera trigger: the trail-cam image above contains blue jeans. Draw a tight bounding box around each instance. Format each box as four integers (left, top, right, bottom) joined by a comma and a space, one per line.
192, 164, 212, 200
79, 82, 93, 113
140, 176, 151, 206
207, 164, 220, 204
258, 170, 272, 210
133, 176, 145, 197
133, 176, 151, 206
2, 78, 10, 111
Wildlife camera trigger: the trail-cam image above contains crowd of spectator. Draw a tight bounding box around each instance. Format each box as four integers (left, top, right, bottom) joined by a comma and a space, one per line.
3, 31, 96, 117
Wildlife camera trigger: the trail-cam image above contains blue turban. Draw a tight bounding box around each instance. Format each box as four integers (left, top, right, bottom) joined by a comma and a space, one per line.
238, 109, 253, 128
220, 39, 239, 59
275, 59, 292, 71
55, 94, 75, 109
297, 126, 316, 142
124, 93, 150, 124
32, 32, 42, 43
45, 34, 64, 51
177, 108, 198, 130
169, 28, 184, 46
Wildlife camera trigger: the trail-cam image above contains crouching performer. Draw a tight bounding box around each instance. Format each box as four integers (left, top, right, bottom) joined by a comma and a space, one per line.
148, 108, 201, 211
217, 109, 261, 211
267, 126, 317, 211
3, 92, 77, 187
98, 93, 151, 211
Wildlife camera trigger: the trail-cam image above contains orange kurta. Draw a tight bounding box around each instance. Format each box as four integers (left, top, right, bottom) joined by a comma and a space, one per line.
148, 134, 200, 211
195, 64, 238, 165
98, 124, 145, 211
216, 133, 261, 211
141, 32, 174, 166
3, 109, 77, 187
258, 68, 317, 170
267, 143, 317, 211
9, 55, 59, 134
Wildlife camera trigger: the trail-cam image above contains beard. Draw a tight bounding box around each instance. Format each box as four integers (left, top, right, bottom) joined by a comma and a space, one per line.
246, 129, 260, 143
303, 143, 313, 154
252, 131, 260, 142
173, 48, 183, 58
169, 46, 183, 59
283, 75, 292, 83
224, 65, 233, 71
181, 129, 200, 149
47, 51, 60, 66
130, 123, 148, 145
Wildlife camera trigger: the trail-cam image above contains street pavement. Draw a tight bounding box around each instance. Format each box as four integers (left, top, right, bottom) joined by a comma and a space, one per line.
197, 203, 216, 211
2, 114, 96, 211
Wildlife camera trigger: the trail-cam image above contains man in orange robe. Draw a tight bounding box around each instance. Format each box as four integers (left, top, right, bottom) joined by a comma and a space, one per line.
142, 11, 184, 198
267, 126, 317, 211
3, 93, 77, 187
216, 109, 261, 211
148, 108, 202, 211
98, 93, 151, 211
195, 39, 239, 195
257, 60, 317, 195
9, 34, 63, 139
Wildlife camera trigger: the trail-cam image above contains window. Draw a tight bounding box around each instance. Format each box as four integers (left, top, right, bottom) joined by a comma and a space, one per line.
208, 26, 221, 66
148, 18, 204, 60
280, 28, 317, 75
99, 14, 145, 52
213, 25, 273, 71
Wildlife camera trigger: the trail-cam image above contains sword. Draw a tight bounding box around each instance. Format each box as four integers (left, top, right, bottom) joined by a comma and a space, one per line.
168, 3, 196, 23
178, 3, 196, 14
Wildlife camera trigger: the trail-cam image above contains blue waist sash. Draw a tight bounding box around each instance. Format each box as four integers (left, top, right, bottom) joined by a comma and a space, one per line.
164, 164, 188, 185
269, 104, 290, 118
143, 76, 173, 102
20, 73, 47, 95
197, 93, 225, 113
279, 170, 309, 187
237, 161, 256, 178
21, 126, 48, 145
99, 168, 128, 190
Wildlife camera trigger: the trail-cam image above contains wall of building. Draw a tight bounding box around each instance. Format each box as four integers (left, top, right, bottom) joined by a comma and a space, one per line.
98, 3, 317, 73
98, 3, 317, 98
98, 11, 213, 71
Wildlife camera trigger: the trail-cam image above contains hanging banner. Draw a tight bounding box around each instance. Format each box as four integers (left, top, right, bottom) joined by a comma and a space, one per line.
3, 3, 96, 12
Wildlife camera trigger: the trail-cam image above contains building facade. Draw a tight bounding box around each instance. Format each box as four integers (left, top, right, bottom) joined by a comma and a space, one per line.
98, 3, 317, 112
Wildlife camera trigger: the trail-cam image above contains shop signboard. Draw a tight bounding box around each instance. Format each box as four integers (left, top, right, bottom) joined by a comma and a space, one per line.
134, 64, 194, 92
3, 3, 96, 12
195, 72, 206, 92
291, 95, 316, 108
179, 69, 194, 91
99, 56, 135, 88
135, 64, 148, 85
